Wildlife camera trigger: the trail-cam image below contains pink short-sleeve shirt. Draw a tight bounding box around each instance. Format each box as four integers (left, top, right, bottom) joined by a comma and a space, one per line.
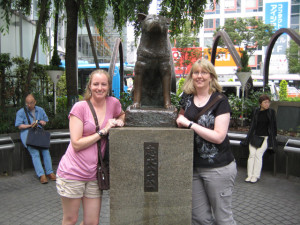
57, 97, 122, 181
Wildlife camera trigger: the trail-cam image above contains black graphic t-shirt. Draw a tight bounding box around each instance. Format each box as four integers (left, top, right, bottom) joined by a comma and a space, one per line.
180, 92, 234, 168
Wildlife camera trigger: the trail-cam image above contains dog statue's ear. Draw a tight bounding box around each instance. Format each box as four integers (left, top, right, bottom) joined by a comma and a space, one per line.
138, 13, 147, 22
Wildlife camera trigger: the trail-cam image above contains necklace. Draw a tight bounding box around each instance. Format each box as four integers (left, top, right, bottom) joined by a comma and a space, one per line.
194, 94, 211, 107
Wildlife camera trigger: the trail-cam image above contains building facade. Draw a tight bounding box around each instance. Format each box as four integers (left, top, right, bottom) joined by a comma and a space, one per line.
77, 7, 127, 64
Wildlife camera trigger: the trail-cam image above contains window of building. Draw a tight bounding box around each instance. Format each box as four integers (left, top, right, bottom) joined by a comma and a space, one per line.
224, 0, 241, 13
291, 1, 300, 31
246, 0, 263, 12
204, 19, 220, 33
205, 1, 220, 14
291, 5, 299, 14
291, 15, 299, 26
248, 55, 256, 68
31, 0, 39, 21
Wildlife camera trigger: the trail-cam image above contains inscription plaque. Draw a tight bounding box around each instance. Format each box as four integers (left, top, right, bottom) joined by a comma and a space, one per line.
144, 142, 158, 192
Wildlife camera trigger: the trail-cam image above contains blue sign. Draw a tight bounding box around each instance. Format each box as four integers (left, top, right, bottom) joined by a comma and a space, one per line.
265, 2, 289, 55
265, 2, 288, 30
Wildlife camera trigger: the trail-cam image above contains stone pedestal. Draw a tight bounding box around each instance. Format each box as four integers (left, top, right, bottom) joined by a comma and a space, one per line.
109, 127, 193, 225
125, 107, 178, 127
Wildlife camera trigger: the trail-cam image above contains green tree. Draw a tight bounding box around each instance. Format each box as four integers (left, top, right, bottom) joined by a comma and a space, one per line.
0, 53, 12, 109
1, 0, 216, 107
286, 38, 300, 74
215, 17, 274, 71
174, 21, 203, 76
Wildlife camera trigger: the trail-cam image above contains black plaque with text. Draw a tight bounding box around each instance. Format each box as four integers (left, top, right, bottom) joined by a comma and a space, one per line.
144, 142, 158, 192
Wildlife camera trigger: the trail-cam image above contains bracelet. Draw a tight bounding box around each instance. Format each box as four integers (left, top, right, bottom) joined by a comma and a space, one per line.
188, 121, 194, 129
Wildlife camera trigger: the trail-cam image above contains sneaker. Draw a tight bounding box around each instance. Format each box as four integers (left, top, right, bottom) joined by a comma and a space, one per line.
245, 177, 251, 182
40, 175, 48, 184
250, 177, 258, 183
47, 173, 56, 181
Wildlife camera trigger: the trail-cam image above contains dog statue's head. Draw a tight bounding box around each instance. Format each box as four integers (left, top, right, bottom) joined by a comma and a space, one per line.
138, 13, 170, 34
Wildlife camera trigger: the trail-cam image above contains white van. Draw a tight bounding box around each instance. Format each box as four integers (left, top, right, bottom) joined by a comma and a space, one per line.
220, 81, 279, 100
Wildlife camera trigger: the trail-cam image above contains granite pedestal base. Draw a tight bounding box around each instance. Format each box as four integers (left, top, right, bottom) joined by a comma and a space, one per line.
125, 107, 177, 127
109, 127, 193, 225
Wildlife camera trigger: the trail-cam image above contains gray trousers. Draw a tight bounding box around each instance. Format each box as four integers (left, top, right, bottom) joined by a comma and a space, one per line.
192, 161, 237, 225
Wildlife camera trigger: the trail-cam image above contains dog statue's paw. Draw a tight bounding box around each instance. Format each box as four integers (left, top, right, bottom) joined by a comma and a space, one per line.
131, 102, 141, 109
164, 104, 176, 111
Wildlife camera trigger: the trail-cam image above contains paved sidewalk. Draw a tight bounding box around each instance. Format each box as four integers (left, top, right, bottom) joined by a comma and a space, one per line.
0, 166, 299, 225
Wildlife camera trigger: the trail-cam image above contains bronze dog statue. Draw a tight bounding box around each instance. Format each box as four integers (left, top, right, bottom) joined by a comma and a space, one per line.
132, 13, 174, 109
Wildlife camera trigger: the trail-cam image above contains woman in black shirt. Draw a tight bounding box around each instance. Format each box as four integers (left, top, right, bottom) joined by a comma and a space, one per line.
177, 59, 237, 225
241, 94, 277, 183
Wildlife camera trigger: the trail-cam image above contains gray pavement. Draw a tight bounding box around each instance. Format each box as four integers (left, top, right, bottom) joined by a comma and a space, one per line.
0, 166, 299, 225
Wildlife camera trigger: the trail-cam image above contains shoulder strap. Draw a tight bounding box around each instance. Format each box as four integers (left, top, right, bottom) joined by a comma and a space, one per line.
86, 100, 104, 164
195, 94, 223, 122
23, 107, 31, 124
87, 100, 100, 132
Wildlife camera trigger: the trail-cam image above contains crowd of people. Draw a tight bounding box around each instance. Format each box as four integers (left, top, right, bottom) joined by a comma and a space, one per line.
15, 59, 277, 224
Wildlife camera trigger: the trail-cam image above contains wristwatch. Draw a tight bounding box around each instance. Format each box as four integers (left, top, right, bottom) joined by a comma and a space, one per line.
188, 121, 194, 129
97, 130, 106, 137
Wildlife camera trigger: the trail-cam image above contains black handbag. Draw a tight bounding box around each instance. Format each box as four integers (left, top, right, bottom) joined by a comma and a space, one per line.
87, 100, 110, 190
250, 135, 264, 148
24, 107, 50, 149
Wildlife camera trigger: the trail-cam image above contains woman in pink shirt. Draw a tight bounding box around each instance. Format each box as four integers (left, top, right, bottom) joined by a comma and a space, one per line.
56, 69, 125, 225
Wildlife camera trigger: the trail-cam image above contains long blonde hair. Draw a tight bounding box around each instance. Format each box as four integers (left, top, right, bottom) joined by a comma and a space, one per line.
182, 59, 222, 95
84, 69, 112, 100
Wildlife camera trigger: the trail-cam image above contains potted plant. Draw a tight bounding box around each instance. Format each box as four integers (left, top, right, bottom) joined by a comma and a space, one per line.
237, 49, 251, 73
45, 49, 64, 86
236, 49, 252, 88
46, 48, 64, 114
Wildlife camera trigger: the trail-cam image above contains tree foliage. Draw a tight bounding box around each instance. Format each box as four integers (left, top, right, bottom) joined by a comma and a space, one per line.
286, 38, 300, 74
1, 0, 217, 106
1, 0, 216, 44
215, 17, 274, 71
0, 0, 31, 33
216, 17, 274, 53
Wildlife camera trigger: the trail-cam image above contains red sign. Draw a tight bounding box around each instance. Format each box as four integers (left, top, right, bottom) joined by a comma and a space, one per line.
172, 47, 203, 77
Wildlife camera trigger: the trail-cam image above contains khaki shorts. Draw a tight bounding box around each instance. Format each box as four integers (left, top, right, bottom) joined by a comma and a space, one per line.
56, 175, 102, 198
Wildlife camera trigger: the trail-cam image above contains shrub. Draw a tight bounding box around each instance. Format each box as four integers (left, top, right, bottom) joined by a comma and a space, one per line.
228, 90, 271, 127
171, 92, 181, 111
176, 78, 185, 96
279, 80, 288, 100
0, 107, 19, 134
119, 92, 133, 111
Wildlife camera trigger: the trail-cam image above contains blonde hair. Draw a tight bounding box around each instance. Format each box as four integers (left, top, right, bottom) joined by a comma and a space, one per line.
84, 69, 112, 100
182, 59, 222, 95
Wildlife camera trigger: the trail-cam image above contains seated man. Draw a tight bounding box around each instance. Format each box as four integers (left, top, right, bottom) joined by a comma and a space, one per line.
15, 94, 56, 184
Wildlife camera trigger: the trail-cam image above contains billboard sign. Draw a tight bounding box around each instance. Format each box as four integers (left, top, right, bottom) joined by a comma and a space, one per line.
265, 1, 289, 55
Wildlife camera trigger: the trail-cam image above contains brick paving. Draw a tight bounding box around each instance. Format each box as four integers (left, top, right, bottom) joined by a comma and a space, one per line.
0, 166, 299, 225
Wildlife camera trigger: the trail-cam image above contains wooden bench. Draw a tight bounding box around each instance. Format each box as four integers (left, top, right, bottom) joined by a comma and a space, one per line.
0, 136, 15, 176
20, 131, 70, 173
227, 132, 277, 176
283, 139, 300, 178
